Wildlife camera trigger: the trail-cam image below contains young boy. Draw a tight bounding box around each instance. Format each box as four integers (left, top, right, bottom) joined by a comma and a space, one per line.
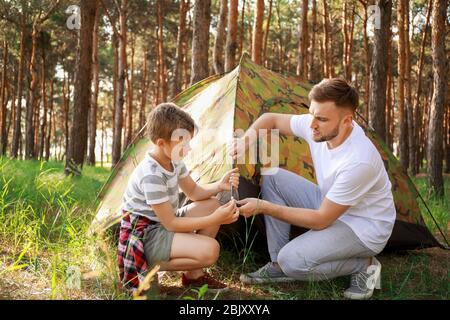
118, 102, 240, 293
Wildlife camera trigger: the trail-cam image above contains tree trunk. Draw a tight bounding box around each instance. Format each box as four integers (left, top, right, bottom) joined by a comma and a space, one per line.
111, 0, 128, 168
11, 23, 26, 158
139, 53, 148, 131
296, 0, 308, 79
62, 72, 69, 160
238, 0, 246, 59
0, 40, 7, 155
368, 0, 391, 142
65, 0, 98, 174
427, 0, 447, 197
157, 0, 167, 101
405, 0, 414, 174
398, 0, 409, 170
225, 0, 238, 72
170, 0, 189, 97
125, 37, 134, 148
362, 3, 371, 121
191, 0, 211, 84
251, 0, 264, 65
411, 0, 432, 175
213, 0, 227, 74
308, 0, 318, 82
342, 2, 355, 81
262, 0, 273, 65
88, 4, 100, 166
39, 46, 47, 160
25, 23, 40, 159
45, 79, 53, 161
322, 0, 331, 78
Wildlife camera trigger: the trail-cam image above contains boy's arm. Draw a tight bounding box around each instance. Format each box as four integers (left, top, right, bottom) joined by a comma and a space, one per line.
151, 199, 238, 233
178, 175, 221, 201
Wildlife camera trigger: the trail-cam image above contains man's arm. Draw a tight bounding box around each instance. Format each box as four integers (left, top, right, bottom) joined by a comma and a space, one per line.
240, 113, 295, 149
240, 197, 350, 230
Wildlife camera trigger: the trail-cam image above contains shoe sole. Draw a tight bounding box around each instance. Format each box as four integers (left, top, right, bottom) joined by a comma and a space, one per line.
239, 274, 298, 284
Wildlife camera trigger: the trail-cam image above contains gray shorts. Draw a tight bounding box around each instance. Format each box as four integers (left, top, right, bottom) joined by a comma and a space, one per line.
143, 206, 187, 267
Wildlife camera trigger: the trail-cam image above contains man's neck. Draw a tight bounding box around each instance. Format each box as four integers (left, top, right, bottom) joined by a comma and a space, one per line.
326, 125, 354, 150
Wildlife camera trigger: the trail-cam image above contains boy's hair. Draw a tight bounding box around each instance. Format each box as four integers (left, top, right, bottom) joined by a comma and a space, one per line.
146, 102, 196, 142
309, 78, 359, 112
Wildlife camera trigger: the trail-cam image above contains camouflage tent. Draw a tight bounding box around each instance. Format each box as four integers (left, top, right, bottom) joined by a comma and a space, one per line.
92, 53, 443, 251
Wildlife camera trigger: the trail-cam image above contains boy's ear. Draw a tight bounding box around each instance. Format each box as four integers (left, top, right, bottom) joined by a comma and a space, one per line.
155, 138, 166, 147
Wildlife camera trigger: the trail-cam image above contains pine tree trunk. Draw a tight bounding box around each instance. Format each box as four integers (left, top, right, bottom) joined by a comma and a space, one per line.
111, 0, 128, 168
170, 0, 189, 97
66, 0, 98, 174
213, 0, 228, 74
369, 0, 391, 142
411, 0, 432, 175
191, 0, 211, 84
398, 0, 409, 171
362, 3, 370, 121
0, 40, 7, 155
125, 38, 134, 148
405, 0, 414, 174
139, 54, 148, 131
12, 22, 27, 158
427, 0, 447, 197
322, 0, 331, 78
45, 80, 53, 161
39, 47, 47, 160
157, 0, 167, 101
308, 0, 318, 82
296, 0, 308, 79
88, 4, 100, 166
225, 0, 238, 72
262, 0, 273, 65
251, 0, 264, 65
25, 23, 40, 159
238, 0, 246, 59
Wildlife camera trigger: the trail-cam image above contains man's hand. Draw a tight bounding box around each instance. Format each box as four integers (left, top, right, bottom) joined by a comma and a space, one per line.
228, 136, 249, 161
212, 199, 240, 225
218, 167, 240, 191
236, 198, 263, 218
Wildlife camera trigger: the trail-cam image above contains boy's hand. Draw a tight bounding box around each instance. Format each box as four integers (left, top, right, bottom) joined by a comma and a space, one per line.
213, 199, 239, 225
218, 167, 240, 191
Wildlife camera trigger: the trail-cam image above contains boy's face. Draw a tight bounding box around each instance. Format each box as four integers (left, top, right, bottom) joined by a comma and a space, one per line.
157, 130, 193, 162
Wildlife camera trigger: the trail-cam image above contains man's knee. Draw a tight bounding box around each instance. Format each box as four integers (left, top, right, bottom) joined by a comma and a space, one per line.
277, 246, 317, 278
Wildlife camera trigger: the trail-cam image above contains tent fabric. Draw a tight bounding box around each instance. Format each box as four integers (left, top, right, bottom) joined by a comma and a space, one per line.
92, 53, 443, 250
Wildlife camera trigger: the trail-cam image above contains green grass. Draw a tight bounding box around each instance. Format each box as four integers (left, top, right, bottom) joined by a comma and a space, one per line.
0, 157, 448, 300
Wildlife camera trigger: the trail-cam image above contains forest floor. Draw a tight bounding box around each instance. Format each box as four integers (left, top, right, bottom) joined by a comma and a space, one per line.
0, 158, 448, 300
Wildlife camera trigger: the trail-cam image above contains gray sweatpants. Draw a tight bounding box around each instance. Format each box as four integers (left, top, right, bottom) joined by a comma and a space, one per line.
261, 168, 377, 280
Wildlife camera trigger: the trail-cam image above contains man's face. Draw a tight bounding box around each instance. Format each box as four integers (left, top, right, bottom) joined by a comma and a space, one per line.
309, 100, 353, 143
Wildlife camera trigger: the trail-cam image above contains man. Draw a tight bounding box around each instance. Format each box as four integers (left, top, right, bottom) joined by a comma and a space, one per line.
231, 78, 396, 300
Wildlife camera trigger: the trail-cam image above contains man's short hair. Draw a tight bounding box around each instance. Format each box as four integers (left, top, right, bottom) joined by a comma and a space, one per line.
146, 102, 196, 142
309, 78, 359, 112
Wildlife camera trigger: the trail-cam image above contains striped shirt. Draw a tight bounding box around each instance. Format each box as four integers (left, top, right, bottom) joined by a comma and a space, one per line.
122, 152, 189, 221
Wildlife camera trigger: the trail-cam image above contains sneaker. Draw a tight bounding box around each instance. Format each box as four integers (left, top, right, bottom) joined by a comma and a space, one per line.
182, 272, 228, 293
344, 257, 382, 300
239, 262, 297, 284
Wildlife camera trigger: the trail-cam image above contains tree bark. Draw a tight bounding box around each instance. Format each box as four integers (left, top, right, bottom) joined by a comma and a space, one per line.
39, 46, 47, 160
0, 40, 7, 155
213, 0, 228, 74
411, 0, 432, 175
308, 0, 318, 82
251, 0, 264, 65
262, 0, 273, 65
88, 4, 100, 166
45, 79, 53, 161
157, 0, 167, 102
225, 0, 238, 72
322, 0, 331, 77
191, 0, 211, 84
11, 20, 27, 158
297, 0, 308, 79
398, 0, 409, 170
25, 22, 40, 159
427, 0, 447, 197
111, 0, 128, 168
170, 0, 189, 97
139, 53, 148, 131
65, 0, 98, 174
125, 37, 135, 148
238, 0, 246, 59
368, 0, 391, 142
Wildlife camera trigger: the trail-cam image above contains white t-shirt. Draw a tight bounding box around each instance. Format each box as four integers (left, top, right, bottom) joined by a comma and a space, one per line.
290, 114, 396, 253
